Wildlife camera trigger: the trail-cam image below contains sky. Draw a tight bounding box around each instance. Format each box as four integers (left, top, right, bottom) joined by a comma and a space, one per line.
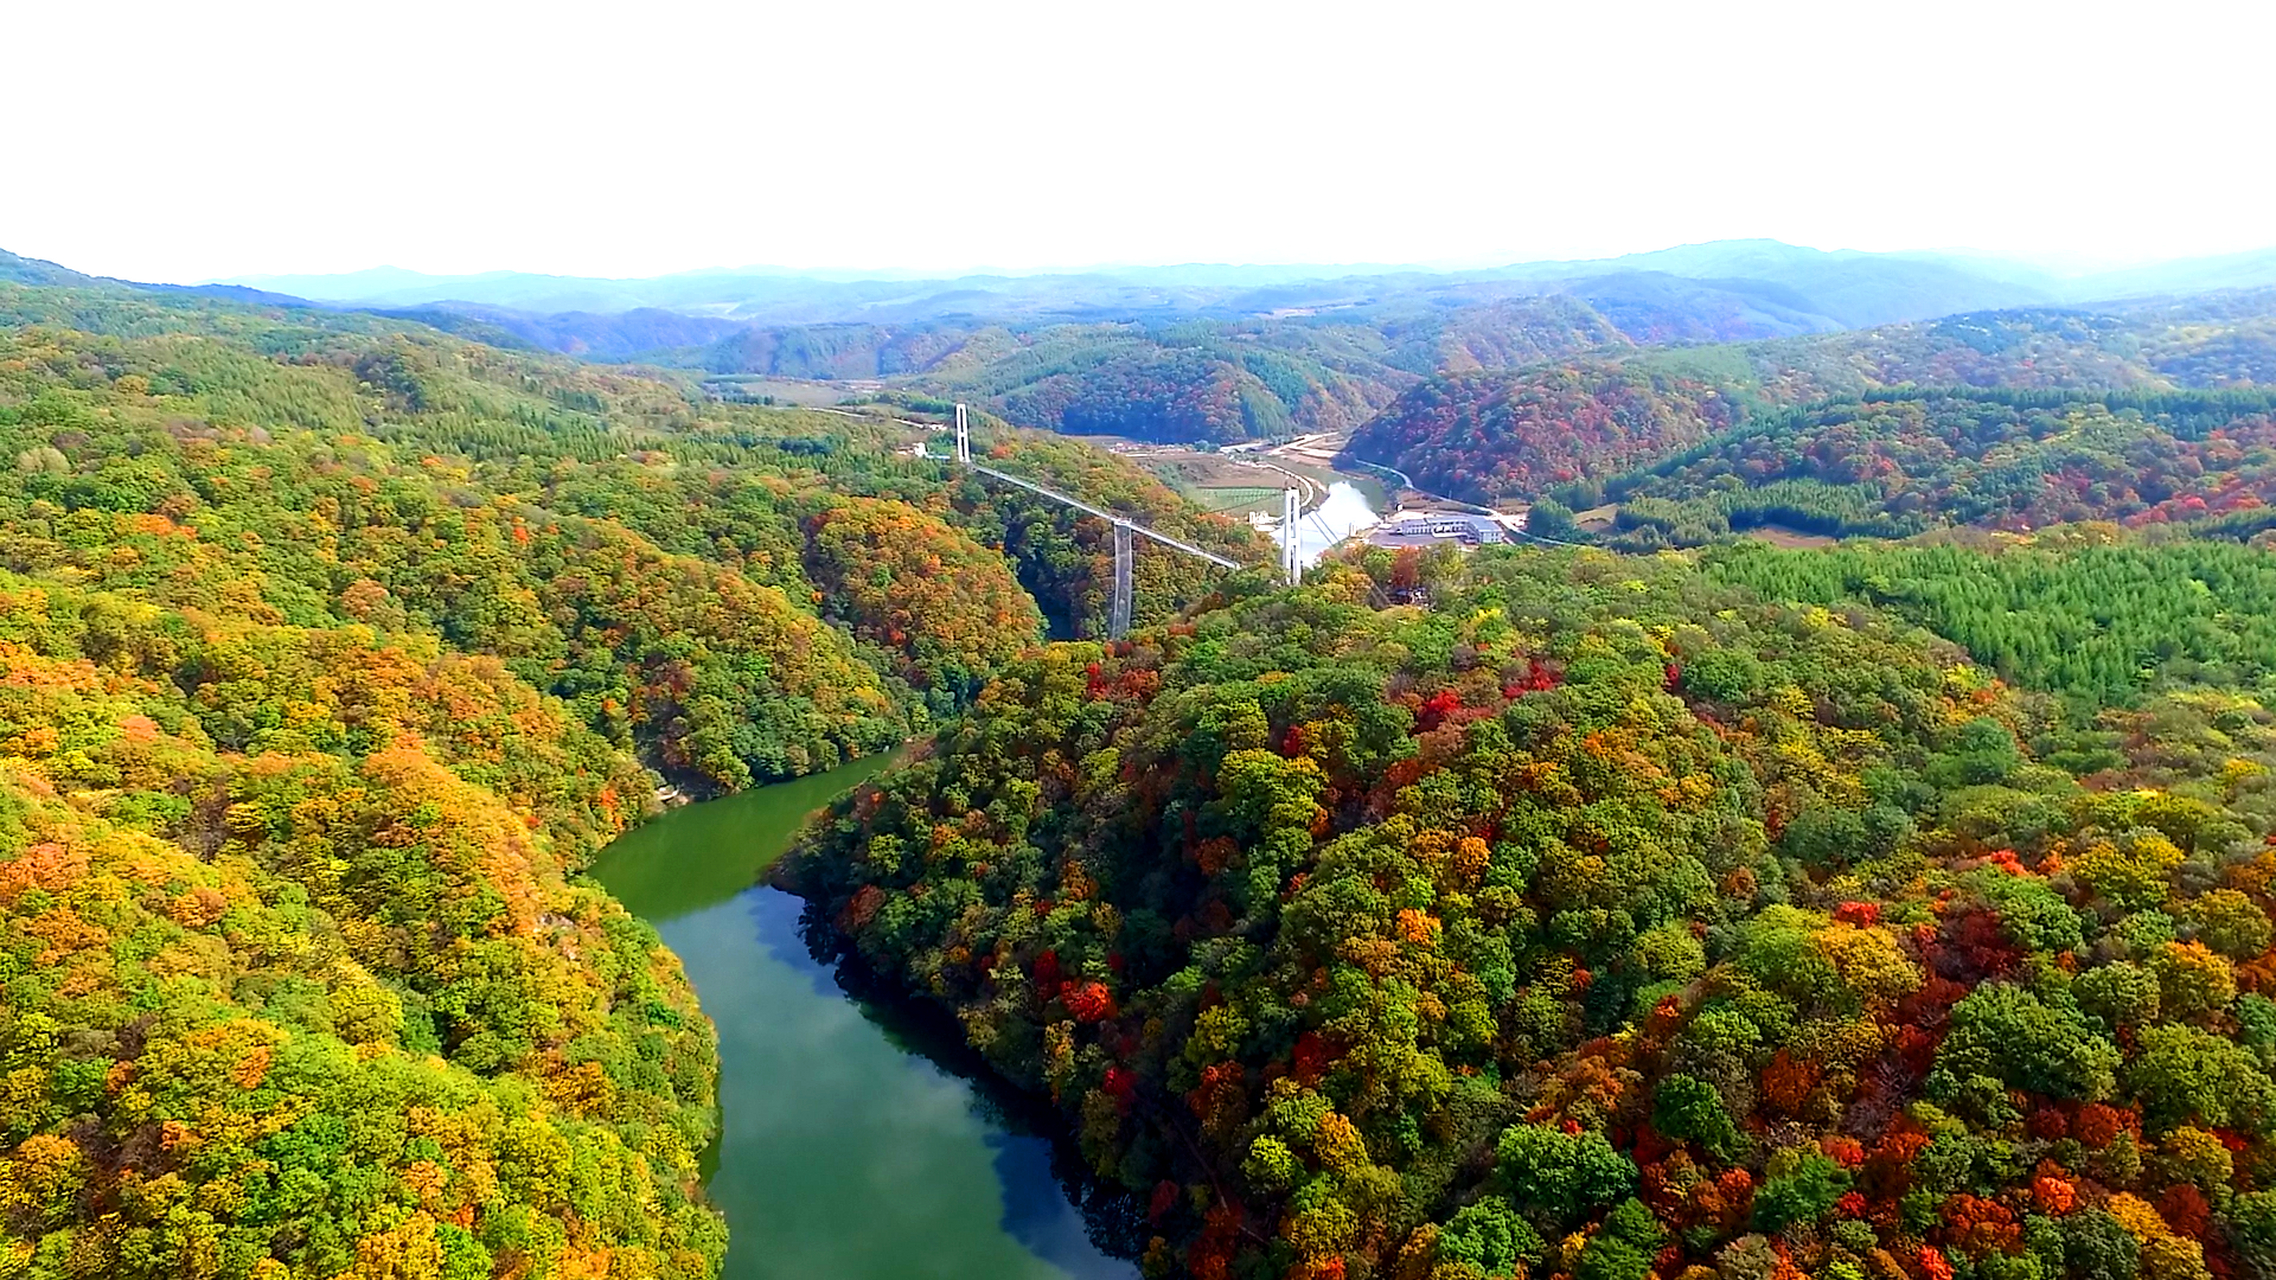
8, 0, 2273, 283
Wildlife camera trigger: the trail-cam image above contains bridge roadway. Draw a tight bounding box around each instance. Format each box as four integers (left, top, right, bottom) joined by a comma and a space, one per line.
961, 460, 1243, 569
807, 404, 1244, 569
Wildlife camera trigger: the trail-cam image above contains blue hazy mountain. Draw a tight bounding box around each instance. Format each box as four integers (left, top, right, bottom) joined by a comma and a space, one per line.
209, 240, 2275, 340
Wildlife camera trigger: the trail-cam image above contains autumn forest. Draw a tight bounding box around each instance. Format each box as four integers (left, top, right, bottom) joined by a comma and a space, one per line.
6, 245, 2276, 1280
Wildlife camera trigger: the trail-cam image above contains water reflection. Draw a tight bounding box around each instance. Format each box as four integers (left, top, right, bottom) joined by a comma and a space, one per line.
1296, 481, 1379, 563
794, 893, 1147, 1278
591, 763, 1138, 1280
991, 1133, 1144, 1280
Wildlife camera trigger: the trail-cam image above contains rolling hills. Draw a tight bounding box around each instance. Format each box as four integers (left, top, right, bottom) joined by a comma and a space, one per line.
1593, 388, 2276, 548
40, 241, 2276, 456
678, 299, 1629, 444
674, 258, 2276, 449
0, 266, 1282, 1277
12, 239, 2276, 1280
1342, 292, 2276, 509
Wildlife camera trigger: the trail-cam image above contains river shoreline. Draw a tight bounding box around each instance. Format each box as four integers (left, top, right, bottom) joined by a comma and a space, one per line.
591, 758, 1138, 1280
782, 889, 1152, 1262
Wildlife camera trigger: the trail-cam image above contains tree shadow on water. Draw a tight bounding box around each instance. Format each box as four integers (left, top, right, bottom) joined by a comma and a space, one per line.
776, 893, 1148, 1278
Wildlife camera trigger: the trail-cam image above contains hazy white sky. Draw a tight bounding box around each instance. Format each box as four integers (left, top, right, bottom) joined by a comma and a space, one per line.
8, 0, 2271, 282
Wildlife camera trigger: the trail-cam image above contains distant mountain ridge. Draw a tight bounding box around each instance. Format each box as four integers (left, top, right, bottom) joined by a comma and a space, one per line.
1, 247, 308, 307
19, 240, 2276, 449
206, 238, 2276, 330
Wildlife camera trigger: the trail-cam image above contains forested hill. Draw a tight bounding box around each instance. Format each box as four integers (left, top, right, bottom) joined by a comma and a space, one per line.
678, 277, 2043, 447
1583, 387, 2276, 549
0, 274, 1262, 1278
1344, 294, 2276, 507
787, 538, 2276, 1280
685, 297, 1636, 443
189, 244, 2267, 450
0, 570, 727, 1278
0, 277, 1264, 782
17, 240, 2276, 1280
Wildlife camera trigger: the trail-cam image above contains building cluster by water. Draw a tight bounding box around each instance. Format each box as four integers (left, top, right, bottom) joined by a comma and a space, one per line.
1361, 509, 1529, 550
1254, 493, 1531, 560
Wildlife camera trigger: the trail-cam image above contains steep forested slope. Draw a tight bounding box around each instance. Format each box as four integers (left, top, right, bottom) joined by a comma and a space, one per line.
802, 495, 1046, 702
787, 545, 2276, 1280
0, 576, 722, 1278
1340, 367, 1744, 504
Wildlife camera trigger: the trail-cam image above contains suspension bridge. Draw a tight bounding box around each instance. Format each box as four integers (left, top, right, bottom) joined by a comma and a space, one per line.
946, 405, 1302, 638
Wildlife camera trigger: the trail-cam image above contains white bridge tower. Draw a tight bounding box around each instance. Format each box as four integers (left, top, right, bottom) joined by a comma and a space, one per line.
944, 399, 1244, 637
1281, 486, 1302, 585
1109, 520, 1134, 640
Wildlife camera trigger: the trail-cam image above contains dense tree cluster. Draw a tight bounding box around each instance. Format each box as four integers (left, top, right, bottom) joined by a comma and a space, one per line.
788, 545, 2276, 1280
0, 574, 721, 1278
1703, 535, 2276, 711
802, 495, 1045, 710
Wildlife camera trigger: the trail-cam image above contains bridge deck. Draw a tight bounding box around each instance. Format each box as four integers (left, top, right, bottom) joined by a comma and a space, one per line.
965, 461, 1244, 569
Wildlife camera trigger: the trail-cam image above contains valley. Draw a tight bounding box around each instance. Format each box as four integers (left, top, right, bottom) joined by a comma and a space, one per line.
12, 0, 2276, 1270
589, 755, 1137, 1280
6, 239, 2276, 1280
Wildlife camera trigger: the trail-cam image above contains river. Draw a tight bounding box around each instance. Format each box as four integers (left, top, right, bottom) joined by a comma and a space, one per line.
590, 758, 1139, 1280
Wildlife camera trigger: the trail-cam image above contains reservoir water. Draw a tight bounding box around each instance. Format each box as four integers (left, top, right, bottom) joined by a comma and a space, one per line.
1296, 480, 1379, 563
591, 758, 1139, 1280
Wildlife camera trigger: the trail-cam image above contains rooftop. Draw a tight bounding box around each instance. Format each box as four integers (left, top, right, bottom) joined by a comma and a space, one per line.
1362, 511, 1513, 549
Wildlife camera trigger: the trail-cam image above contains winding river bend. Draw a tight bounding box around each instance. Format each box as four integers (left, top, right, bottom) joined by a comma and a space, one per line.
591, 758, 1138, 1280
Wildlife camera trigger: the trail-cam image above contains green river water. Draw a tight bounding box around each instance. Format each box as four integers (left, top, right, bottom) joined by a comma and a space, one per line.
590, 757, 1137, 1280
